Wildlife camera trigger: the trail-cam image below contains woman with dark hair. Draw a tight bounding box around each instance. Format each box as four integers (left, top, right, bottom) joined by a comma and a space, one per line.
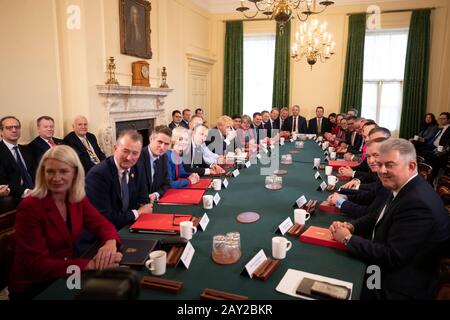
332, 114, 344, 136
416, 113, 439, 143
328, 113, 337, 130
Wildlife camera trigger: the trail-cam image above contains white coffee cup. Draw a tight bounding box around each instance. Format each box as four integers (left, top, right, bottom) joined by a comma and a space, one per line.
318, 136, 323, 142
180, 220, 197, 240
328, 147, 335, 153
313, 158, 321, 167
203, 195, 213, 209
323, 141, 329, 149
294, 209, 311, 225
272, 237, 292, 260
280, 137, 285, 145
327, 175, 339, 186
213, 179, 222, 191
330, 151, 337, 160
145, 250, 166, 276
414, 135, 419, 141
437, 145, 444, 152
325, 165, 333, 176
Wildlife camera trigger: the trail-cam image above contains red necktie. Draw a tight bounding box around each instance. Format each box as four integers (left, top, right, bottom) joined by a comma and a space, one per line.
48, 139, 57, 147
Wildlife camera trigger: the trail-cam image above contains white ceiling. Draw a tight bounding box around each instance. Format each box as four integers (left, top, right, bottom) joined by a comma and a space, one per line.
190, 0, 404, 14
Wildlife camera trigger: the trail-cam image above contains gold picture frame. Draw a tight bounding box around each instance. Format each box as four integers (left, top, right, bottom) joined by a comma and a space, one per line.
119, 0, 152, 59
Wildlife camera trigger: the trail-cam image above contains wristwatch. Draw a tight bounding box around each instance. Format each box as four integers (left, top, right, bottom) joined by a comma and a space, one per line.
342, 234, 352, 246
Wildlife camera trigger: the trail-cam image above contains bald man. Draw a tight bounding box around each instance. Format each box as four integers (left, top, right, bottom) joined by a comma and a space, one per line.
64, 115, 106, 173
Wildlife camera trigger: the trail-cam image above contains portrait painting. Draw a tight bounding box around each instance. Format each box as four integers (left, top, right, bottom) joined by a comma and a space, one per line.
119, 0, 152, 59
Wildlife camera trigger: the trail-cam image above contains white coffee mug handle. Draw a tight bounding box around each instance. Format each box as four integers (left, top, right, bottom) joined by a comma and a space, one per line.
191, 226, 197, 235
285, 241, 292, 252
305, 213, 311, 221
145, 259, 155, 271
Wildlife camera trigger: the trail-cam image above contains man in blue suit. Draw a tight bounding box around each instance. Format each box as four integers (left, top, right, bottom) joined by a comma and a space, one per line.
85, 130, 152, 230
330, 138, 450, 299
138, 125, 172, 204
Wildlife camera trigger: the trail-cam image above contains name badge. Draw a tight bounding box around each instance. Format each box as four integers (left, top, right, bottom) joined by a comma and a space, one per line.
180, 241, 195, 269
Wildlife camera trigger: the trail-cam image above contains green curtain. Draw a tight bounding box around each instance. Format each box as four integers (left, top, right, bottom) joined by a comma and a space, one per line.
272, 21, 291, 109
399, 10, 431, 139
340, 14, 366, 115
223, 21, 244, 116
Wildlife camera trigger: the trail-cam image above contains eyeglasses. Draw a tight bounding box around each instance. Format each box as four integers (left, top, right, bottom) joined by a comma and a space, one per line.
2, 125, 21, 130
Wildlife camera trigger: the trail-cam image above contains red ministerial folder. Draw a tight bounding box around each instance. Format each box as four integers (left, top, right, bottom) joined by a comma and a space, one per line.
328, 160, 359, 171
158, 188, 205, 205
337, 174, 352, 181
318, 201, 341, 214
130, 213, 192, 234
181, 178, 212, 190
300, 226, 347, 251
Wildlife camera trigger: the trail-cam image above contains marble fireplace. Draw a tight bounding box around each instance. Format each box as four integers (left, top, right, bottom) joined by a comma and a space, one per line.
96, 85, 173, 155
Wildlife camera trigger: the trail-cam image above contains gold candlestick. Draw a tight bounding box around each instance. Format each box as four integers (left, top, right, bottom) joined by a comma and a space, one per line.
106, 57, 119, 85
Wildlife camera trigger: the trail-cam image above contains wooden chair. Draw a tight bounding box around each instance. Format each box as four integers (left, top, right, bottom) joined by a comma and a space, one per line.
417, 155, 425, 163
437, 176, 450, 190
0, 210, 16, 292
418, 162, 433, 183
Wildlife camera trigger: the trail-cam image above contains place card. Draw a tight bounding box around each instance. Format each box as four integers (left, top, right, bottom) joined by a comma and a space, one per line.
241, 249, 267, 279
180, 241, 195, 269
276, 217, 294, 235
213, 193, 221, 206
317, 181, 328, 192
199, 213, 209, 231
233, 169, 240, 177
296, 195, 307, 208
223, 178, 229, 189
257, 153, 262, 159
314, 171, 322, 180
245, 161, 251, 168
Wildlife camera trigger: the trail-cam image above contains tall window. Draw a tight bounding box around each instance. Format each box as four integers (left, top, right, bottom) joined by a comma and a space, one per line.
361, 30, 408, 135
243, 33, 276, 116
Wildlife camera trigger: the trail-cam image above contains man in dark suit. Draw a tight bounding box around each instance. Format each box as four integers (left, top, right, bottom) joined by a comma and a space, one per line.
330, 138, 450, 299
28, 116, 64, 164
85, 130, 152, 230
281, 105, 307, 134
138, 125, 171, 204
0, 116, 36, 202
206, 115, 237, 155
64, 115, 105, 174
168, 110, 183, 130
308, 106, 332, 135
279, 107, 289, 131
181, 109, 191, 129
269, 108, 280, 131
327, 138, 390, 219
250, 112, 264, 144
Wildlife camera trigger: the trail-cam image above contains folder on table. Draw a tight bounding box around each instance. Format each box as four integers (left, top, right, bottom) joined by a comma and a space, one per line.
82, 238, 159, 268
158, 188, 205, 205
300, 226, 347, 251
318, 202, 341, 215
328, 160, 359, 170
129, 213, 192, 234
181, 178, 212, 190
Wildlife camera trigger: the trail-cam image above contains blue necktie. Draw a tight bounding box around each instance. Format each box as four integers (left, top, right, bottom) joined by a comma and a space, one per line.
13, 146, 34, 189
121, 170, 129, 212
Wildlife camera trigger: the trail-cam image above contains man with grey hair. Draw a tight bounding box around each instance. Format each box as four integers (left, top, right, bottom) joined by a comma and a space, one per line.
330, 138, 450, 299
347, 108, 358, 117
64, 115, 105, 173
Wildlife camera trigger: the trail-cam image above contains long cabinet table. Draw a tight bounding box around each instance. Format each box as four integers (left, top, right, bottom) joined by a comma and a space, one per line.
37, 140, 366, 300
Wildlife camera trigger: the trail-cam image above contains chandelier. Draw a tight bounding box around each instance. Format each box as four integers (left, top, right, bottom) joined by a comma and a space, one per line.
291, 19, 336, 69
236, 0, 335, 29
